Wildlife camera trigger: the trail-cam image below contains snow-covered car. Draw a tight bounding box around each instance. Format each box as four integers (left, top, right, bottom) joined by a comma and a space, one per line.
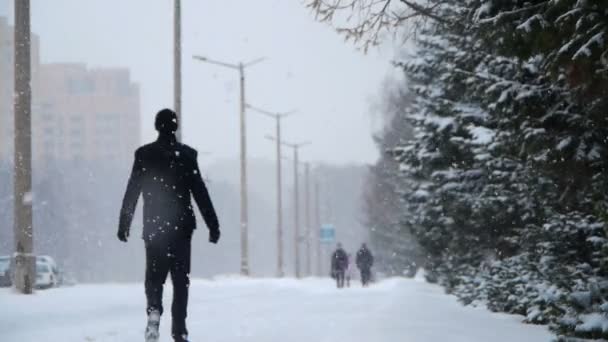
36, 255, 61, 286
36, 255, 58, 272
36, 262, 58, 289
0, 256, 11, 287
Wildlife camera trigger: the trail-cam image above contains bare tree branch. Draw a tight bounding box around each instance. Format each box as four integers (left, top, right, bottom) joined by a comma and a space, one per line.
307, 0, 449, 51
400, 0, 449, 24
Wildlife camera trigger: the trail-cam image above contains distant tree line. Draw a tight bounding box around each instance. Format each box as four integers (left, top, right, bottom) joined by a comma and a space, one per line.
312, 0, 608, 339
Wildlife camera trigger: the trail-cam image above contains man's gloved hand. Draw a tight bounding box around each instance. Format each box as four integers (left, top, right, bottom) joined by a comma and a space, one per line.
117, 227, 129, 242
209, 227, 220, 244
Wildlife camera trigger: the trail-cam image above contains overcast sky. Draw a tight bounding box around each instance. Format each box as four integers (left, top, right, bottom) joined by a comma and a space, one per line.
1, 0, 393, 165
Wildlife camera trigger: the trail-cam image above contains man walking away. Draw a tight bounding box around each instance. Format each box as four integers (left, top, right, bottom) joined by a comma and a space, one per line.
331, 243, 348, 288
118, 109, 220, 342
356, 243, 374, 287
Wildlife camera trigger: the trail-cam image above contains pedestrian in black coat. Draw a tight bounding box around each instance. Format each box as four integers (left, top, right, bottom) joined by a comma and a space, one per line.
356, 243, 374, 287
331, 243, 348, 288
118, 108, 220, 342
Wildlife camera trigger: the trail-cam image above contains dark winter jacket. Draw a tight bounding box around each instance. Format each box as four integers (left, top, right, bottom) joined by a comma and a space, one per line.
331, 248, 349, 272
119, 134, 219, 242
356, 247, 374, 270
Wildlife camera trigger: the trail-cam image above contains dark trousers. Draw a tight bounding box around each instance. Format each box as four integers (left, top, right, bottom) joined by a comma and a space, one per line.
145, 237, 191, 338
335, 269, 345, 288
360, 267, 371, 286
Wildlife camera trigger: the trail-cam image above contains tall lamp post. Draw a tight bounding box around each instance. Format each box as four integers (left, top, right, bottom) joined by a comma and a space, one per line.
304, 162, 312, 277
248, 105, 295, 278
174, 0, 182, 140
286, 142, 310, 279
13, 0, 34, 294
314, 176, 322, 276
267, 136, 310, 278
192, 55, 265, 276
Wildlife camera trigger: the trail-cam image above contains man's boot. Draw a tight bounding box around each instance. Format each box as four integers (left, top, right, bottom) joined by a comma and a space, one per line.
145, 310, 161, 342
174, 333, 190, 342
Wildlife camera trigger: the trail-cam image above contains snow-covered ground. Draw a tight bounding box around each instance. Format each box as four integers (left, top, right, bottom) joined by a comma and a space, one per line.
1, 276, 552, 341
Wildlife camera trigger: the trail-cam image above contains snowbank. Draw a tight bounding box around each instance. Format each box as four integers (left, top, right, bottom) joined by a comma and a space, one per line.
0, 277, 552, 341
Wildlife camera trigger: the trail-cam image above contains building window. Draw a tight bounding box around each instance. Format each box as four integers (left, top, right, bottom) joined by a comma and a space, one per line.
67, 77, 95, 95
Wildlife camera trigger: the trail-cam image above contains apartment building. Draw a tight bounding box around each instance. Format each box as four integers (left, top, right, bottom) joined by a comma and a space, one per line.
34, 63, 140, 168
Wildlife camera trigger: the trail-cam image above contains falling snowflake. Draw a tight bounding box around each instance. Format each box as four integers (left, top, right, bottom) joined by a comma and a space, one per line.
22, 191, 33, 205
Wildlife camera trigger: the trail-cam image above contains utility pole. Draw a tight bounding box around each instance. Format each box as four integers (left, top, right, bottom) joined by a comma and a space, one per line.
293, 146, 301, 278
323, 173, 335, 277
238, 62, 248, 276
314, 177, 322, 276
174, 0, 182, 140
193, 55, 265, 276
304, 163, 312, 277
13, 0, 34, 294
285, 142, 310, 278
266, 137, 310, 278
249, 105, 296, 278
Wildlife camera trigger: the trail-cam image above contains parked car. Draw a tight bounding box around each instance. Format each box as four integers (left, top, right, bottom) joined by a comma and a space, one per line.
36, 255, 58, 272
0, 256, 11, 287
35, 262, 58, 289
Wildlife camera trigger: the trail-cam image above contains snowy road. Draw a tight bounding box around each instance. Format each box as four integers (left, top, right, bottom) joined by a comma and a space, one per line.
1, 277, 552, 341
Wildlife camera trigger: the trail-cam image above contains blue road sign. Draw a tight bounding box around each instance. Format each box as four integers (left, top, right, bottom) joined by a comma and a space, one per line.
320, 224, 335, 244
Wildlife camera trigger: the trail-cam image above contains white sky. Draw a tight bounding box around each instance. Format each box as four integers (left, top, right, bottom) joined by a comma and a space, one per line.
2, 0, 393, 164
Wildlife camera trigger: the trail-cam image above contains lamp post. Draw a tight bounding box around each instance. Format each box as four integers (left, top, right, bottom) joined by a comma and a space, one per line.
287, 142, 311, 279
304, 162, 312, 277
248, 105, 295, 278
174, 0, 182, 140
267, 135, 310, 278
13, 0, 34, 294
193, 55, 265, 276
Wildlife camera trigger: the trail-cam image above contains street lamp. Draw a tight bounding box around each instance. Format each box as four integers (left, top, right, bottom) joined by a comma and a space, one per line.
13, 0, 34, 294
248, 105, 296, 277
193, 54, 265, 276
314, 176, 322, 276
266, 135, 310, 278
304, 162, 312, 277
174, 0, 182, 140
